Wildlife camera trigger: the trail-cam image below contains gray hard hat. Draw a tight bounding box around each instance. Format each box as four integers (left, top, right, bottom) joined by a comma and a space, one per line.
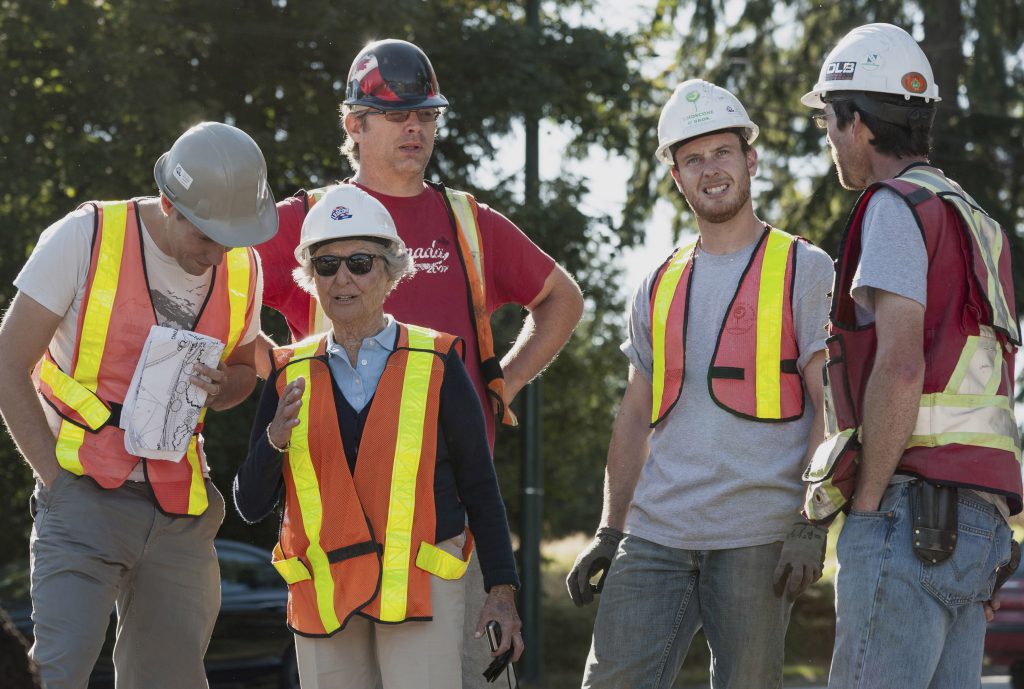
153, 122, 278, 247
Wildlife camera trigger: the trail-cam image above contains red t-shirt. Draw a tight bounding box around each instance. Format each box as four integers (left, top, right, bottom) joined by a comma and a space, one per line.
258, 183, 556, 446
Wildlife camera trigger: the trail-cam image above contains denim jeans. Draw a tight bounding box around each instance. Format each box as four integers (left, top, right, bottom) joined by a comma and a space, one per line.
582, 534, 792, 689
829, 481, 1011, 689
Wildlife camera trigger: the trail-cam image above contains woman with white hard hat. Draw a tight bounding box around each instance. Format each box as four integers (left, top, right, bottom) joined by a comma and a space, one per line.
234, 184, 523, 689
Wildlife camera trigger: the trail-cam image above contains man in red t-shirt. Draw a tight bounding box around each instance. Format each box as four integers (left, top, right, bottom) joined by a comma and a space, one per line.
255, 39, 583, 688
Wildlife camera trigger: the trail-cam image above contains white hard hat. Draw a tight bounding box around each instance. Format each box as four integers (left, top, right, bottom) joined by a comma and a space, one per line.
154, 122, 278, 248
801, 23, 941, 108
655, 79, 759, 165
294, 184, 403, 262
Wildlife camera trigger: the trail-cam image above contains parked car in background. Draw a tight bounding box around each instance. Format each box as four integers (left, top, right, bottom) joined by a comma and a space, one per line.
987, 557, 1024, 689
0, 539, 297, 689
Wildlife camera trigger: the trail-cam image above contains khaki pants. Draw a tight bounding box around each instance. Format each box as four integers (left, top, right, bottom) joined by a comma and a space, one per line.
29, 470, 224, 689
295, 535, 467, 689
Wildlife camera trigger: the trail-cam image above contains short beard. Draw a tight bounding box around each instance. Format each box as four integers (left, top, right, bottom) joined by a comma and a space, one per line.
684, 180, 751, 224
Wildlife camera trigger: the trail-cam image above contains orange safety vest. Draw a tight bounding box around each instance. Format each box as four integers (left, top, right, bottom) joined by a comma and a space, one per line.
804, 166, 1023, 521
299, 182, 516, 426
270, 324, 474, 636
34, 200, 257, 516
649, 225, 805, 426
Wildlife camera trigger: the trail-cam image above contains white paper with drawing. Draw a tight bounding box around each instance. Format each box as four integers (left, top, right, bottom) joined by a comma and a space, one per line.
121, 325, 224, 461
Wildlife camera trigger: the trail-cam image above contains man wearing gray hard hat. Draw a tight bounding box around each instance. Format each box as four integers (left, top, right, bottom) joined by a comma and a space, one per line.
569, 80, 833, 689
0, 121, 277, 689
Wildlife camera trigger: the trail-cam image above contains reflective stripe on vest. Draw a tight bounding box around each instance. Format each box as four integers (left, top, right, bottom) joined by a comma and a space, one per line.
39, 201, 255, 515
650, 241, 696, 425
304, 185, 514, 425
55, 202, 129, 473
379, 324, 439, 621
283, 335, 340, 631
898, 168, 1020, 345
650, 227, 802, 425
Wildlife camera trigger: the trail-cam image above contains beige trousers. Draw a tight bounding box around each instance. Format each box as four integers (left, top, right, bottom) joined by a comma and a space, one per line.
295, 535, 468, 689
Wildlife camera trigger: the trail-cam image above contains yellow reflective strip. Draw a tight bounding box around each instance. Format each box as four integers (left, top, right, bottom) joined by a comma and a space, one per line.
755, 230, 790, 418
919, 392, 1012, 410
185, 430, 208, 515
75, 203, 127, 389
804, 481, 847, 522
379, 326, 435, 622
907, 432, 1021, 457
286, 356, 340, 632
55, 424, 86, 475
945, 336, 980, 394
272, 557, 312, 584
900, 171, 1016, 337
448, 191, 484, 280
415, 541, 470, 580
223, 249, 250, 360
40, 359, 111, 430
650, 243, 695, 425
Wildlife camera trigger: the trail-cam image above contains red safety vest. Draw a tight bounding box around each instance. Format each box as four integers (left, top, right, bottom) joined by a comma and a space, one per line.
34, 200, 258, 516
804, 166, 1022, 520
649, 225, 805, 426
292, 182, 516, 426
270, 324, 474, 636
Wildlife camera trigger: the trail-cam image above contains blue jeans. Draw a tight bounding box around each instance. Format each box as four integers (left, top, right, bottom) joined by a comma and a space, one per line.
829, 482, 1011, 689
582, 534, 792, 689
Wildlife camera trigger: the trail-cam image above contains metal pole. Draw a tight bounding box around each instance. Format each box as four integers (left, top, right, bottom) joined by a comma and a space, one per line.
520, 0, 543, 684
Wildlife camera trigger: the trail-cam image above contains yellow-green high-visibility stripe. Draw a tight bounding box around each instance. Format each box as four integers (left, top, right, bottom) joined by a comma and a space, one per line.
900, 170, 1017, 340
447, 190, 485, 282
223, 248, 250, 360
307, 188, 332, 337
287, 338, 341, 632
755, 230, 791, 418
415, 540, 471, 580
379, 326, 436, 622
650, 242, 696, 425
56, 202, 129, 473
184, 428, 208, 515
39, 359, 111, 430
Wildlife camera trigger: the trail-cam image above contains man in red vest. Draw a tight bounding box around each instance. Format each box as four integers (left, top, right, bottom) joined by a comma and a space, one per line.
567, 80, 834, 689
802, 23, 1022, 688
255, 39, 584, 686
0, 122, 278, 689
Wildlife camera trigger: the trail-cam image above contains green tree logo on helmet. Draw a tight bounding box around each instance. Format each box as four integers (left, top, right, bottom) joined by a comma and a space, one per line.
685, 90, 701, 111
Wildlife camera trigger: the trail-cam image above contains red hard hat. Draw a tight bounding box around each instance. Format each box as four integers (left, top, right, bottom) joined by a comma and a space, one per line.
344, 39, 448, 111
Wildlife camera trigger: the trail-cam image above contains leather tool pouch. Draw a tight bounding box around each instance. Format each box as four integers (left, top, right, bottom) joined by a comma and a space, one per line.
910, 480, 958, 564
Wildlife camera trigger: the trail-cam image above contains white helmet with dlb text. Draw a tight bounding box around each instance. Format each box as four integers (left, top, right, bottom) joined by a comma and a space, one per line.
801, 23, 941, 108
655, 79, 759, 164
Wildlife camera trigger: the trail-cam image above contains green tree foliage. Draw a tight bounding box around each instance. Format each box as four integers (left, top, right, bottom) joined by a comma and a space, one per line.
640, 0, 1024, 272
0, 0, 648, 558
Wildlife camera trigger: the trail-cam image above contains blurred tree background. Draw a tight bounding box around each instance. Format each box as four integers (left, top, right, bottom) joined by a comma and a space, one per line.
1, 3, 1023, 680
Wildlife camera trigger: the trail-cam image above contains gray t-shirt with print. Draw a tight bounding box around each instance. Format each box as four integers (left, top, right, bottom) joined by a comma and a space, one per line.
622, 233, 834, 550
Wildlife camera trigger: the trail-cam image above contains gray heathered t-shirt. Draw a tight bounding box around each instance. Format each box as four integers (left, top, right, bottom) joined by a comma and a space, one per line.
622, 234, 834, 550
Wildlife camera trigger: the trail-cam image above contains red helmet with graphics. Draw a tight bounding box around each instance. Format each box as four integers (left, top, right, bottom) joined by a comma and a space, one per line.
344, 39, 448, 111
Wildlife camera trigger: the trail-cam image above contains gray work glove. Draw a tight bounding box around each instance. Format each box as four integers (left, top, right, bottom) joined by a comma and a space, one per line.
566, 527, 624, 607
772, 521, 828, 600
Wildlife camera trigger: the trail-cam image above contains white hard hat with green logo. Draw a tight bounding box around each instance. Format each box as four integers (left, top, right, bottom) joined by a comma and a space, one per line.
153, 122, 278, 248
655, 79, 759, 165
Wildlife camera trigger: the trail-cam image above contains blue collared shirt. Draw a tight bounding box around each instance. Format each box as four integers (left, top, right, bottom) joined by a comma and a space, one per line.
324, 315, 397, 412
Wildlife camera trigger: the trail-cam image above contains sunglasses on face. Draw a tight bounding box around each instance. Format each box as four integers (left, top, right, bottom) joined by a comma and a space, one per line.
362, 108, 441, 123
310, 253, 380, 277
812, 113, 829, 130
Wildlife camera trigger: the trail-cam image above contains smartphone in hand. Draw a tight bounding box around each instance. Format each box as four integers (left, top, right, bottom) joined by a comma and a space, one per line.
483, 621, 518, 687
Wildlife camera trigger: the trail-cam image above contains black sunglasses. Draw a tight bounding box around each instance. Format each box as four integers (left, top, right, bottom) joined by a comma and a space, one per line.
310, 253, 380, 277
362, 109, 441, 123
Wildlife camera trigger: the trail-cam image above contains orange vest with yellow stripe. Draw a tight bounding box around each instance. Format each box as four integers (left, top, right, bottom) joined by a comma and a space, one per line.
270, 324, 474, 636
650, 226, 804, 426
34, 200, 257, 516
299, 183, 516, 426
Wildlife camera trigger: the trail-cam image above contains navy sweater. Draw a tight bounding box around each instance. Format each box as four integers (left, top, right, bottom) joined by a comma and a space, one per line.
233, 348, 519, 591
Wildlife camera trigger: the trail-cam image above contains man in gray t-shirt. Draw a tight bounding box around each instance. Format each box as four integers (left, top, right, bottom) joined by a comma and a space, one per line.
567, 80, 833, 689
803, 22, 1020, 689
